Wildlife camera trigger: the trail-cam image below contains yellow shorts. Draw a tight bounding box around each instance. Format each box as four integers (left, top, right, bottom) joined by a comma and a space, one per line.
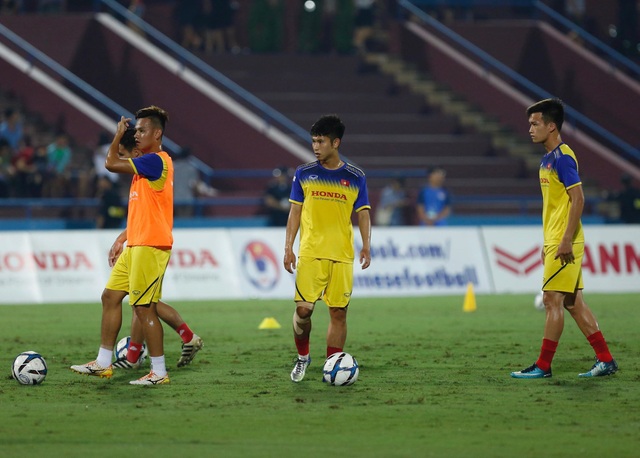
294, 257, 353, 308
542, 242, 584, 293
106, 246, 171, 306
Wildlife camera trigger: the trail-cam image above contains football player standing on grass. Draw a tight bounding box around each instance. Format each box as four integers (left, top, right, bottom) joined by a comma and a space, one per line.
71, 106, 174, 385
284, 114, 371, 383
511, 98, 618, 379
107, 127, 203, 370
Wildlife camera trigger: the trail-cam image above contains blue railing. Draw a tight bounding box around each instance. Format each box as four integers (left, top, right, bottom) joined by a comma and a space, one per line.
0, 193, 608, 229
400, 0, 640, 164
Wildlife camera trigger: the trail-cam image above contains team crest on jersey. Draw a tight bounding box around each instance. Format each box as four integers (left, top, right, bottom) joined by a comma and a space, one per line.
340, 179, 350, 187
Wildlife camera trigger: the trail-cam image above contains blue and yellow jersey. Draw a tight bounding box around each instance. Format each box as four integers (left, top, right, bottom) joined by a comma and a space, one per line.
290, 161, 370, 262
539, 143, 584, 245
127, 151, 174, 249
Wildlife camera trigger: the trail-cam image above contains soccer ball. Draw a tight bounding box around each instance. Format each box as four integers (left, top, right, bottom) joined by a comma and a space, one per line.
12, 351, 48, 385
115, 336, 148, 364
534, 291, 545, 311
322, 352, 359, 386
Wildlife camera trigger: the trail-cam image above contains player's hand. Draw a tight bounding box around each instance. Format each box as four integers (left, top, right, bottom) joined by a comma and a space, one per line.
283, 249, 297, 274
554, 240, 574, 266
359, 248, 371, 270
108, 240, 124, 267
116, 116, 131, 137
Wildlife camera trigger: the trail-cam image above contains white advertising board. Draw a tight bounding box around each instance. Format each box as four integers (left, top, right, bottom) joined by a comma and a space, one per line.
1, 225, 638, 304
355, 226, 492, 296
228, 228, 296, 300
162, 229, 243, 301
482, 225, 640, 293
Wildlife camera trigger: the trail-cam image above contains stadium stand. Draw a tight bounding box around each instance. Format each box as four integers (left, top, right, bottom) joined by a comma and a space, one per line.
1, 0, 637, 227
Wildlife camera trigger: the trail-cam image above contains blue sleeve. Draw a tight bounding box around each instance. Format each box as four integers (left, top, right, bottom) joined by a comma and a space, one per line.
556, 155, 581, 188
132, 154, 164, 181
290, 169, 304, 203
354, 175, 370, 210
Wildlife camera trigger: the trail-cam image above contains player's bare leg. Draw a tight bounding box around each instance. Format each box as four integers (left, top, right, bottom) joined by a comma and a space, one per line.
565, 290, 618, 377
291, 302, 313, 382
130, 302, 169, 385
99, 289, 126, 350
563, 290, 599, 337
157, 302, 204, 367
69, 288, 125, 378
542, 291, 566, 342
511, 290, 564, 379
327, 306, 348, 357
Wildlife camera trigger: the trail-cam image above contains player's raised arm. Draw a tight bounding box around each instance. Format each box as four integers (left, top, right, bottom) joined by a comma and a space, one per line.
105, 116, 136, 174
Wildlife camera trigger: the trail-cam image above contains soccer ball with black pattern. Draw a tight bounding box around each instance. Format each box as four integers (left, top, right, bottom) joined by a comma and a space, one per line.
322, 352, 359, 386
12, 351, 48, 385
115, 336, 148, 365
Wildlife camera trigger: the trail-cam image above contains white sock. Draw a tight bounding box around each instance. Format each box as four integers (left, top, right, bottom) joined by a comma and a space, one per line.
97, 347, 113, 367
150, 356, 167, 377
298, 354, 309, 361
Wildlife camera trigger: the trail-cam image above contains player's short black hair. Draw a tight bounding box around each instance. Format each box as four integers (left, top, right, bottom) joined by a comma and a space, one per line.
135, 105, 169, 134
310, 114, 345, 141
526, 98, 564, 131
120, 127, 137, 152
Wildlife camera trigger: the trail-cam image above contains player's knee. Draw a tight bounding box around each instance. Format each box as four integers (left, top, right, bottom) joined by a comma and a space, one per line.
293, 307, 312, 335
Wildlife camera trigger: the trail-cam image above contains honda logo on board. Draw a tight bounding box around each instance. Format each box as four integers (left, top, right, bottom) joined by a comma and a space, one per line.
493, 246, 542, 276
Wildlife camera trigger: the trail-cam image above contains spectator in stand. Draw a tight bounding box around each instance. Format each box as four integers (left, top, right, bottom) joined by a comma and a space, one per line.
416, 167, 451, 226
94, 130, 119, 184
38, 0, 64, 13
604, 174, 640, 224
0, 107, 23, 151
0, 138, 11, 197
172, 147, 199, 217
96, 175, 126, 229
616, 0, 639, 57
248, 0, 283, 53
9, 134, 35, 197
353, 0, 376, 53
29, 145, 49, 198
263, 166, 292, 227
0, 0, 22, 14
45, 132, 71, 197
126, 0, 145, 36
203, 0, 240, 54
175, 0, 203, 51
375, 177, 408, 226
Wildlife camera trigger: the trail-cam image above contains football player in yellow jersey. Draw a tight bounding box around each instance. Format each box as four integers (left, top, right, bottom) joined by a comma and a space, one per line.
284, 114, 372, 382
511, 98, 617, 379
71, 106, 175, 385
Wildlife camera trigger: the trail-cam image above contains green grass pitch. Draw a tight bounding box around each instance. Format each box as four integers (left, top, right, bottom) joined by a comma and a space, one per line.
0, 293, 638, 457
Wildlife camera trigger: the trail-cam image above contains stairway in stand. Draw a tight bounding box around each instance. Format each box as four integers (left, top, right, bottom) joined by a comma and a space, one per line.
205, 52, 539, 221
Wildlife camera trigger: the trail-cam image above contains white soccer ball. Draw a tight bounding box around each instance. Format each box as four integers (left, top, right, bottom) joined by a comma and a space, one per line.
534, 291, 545, 311
12, 351, 48, 385
322, 352, 359, 386
115, 336, 148, 364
